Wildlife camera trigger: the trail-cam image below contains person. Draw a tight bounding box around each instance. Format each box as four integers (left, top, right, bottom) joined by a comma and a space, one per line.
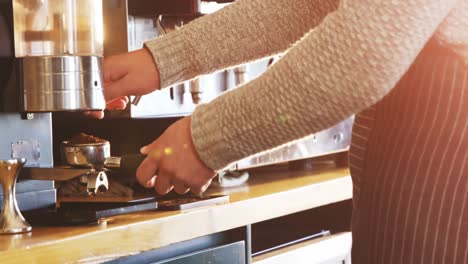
95, 0, 468, 262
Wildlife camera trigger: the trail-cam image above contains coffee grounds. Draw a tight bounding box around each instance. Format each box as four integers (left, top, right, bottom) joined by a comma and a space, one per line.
67, 133, 107, 145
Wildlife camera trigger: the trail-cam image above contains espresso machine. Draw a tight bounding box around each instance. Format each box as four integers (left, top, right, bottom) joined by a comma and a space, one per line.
0, 0, 106, 213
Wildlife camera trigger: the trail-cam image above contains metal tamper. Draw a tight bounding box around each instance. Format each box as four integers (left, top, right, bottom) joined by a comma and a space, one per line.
0, 159, 32, 234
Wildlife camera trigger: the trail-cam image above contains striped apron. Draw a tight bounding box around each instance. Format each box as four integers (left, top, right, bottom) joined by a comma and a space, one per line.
350, 39, 468, 263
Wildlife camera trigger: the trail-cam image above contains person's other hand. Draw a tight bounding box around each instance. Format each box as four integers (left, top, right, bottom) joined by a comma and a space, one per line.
137, 116, 216, 195
87, 48, 160, 119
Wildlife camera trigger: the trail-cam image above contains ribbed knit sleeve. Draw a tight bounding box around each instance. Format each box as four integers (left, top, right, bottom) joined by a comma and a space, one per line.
191, 0, 460, 170
144, 0, 339, 88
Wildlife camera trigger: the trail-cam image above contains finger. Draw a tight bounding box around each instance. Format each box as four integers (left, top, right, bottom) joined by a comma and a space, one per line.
140, 134, 173, 156
154, 173, 174, 195
143, 176, 157, 188
173, 185, 190, 195
136, 156, 159, 187
140, 141, 161, 156
84, 111, 104, 119
140, 145, 150, 155
121, 96, 130, 104
190, 179, 212, 196
108, 96, 130, 105
106, 97, 128, 110
172, 179, 190, 195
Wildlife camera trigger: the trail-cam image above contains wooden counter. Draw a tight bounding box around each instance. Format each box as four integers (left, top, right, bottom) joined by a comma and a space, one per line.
0, 163, 351, 263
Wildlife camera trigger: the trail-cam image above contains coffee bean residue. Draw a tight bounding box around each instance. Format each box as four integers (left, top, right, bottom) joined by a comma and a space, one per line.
67, 133, 107, 145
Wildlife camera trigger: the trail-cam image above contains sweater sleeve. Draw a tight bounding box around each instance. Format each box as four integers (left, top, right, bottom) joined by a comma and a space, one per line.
144, 0, 339, 88
190, 0, 459, 171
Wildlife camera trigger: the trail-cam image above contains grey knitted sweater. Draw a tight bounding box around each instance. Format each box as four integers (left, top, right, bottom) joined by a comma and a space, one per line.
145, 0, 468, 171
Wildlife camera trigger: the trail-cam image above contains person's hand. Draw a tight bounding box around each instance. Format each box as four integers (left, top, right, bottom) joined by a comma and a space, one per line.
85, 96, 129, 119
137, 116, 216, 195
87, 48, 160, 119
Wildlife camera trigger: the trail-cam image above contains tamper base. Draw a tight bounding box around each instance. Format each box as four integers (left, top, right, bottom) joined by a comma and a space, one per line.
0, 159, 32, 234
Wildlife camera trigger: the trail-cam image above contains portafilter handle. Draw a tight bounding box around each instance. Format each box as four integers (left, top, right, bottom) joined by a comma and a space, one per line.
0, 159, 32, 234
104, 154, 146, 179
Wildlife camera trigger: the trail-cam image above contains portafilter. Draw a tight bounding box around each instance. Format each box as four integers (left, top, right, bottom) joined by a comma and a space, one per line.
61, 140, 146, 179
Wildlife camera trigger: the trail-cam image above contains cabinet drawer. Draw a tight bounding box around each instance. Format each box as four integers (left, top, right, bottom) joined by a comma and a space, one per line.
155, 241, 245, 264
253, 232, 351, 264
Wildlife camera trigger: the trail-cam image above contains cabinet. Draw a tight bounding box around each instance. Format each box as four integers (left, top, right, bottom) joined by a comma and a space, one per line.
156, 242, 245, 264
253, 233, 351, 264
106, 227, 250, 264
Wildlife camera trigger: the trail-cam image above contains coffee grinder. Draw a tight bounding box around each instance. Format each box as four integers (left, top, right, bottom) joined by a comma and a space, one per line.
0, 0, 106, 229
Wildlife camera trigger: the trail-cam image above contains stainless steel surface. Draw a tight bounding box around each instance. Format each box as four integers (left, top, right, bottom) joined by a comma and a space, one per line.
103, 156, 122, 169
157, 14, 204, 34
24, 167, 93, 181
61, 142, 141, 175
0, 159, 32, 234
191, 0, 202, 13
79, 171, 109, 196
234, 66, 247, 85
125, 13, 155, 106
12, 0, 104, 57
214, 171, 249, 188
11, 139, 40, 167
60, 140, 130, 170
131, 95, 142, 106
0, 113, 53, 168
22, 56, 106, 112
103, 0, 129, 56
189, 79, 203, 104
61, 141, 110, 167
24, 166, 108, 197
24, 166, 109, 196
234, 117, 354, 170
